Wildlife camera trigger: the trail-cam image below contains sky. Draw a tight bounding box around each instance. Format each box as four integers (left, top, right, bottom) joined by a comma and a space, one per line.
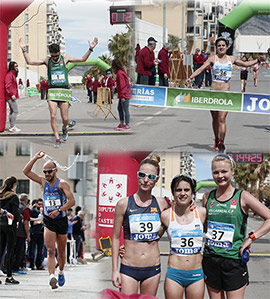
193, 153, 216, 182
54, 0, 132, 58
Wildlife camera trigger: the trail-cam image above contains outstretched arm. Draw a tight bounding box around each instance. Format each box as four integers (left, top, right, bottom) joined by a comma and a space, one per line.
23, 151, 45, 185
65, 37, 98, 63
233, 55, 266, 67
186, 56, 213, 85
19, 38, 47, 66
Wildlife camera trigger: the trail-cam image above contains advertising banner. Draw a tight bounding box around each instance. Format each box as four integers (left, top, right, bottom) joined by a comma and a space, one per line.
242, 93, 270, 114
167, 88, 242, 112
131, 85, 167, 107
47, 88, 72, 102
27, 87, 39, 96
130, 85, 269, 115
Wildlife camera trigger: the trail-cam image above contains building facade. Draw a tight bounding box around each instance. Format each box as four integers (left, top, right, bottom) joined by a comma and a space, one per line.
8, 0, 65, 86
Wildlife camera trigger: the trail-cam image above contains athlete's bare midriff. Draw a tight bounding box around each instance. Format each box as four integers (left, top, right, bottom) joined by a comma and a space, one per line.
122, 239, 160, 267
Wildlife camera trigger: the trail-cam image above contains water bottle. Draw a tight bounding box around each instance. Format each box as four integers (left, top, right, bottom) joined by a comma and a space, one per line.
241, 248, 250, 264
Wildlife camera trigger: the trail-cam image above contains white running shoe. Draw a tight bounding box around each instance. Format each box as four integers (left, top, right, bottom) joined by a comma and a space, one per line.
9, 126, 21, 133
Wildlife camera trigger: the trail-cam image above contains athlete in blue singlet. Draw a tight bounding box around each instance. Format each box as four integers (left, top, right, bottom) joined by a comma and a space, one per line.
112, 155, 170, 296
23, 151, 75, 290
186, 37, 263, 153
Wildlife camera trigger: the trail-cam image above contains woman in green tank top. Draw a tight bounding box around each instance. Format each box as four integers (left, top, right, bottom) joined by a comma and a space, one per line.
202, 154, 270, 299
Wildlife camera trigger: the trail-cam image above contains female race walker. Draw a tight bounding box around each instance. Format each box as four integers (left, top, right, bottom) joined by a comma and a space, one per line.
202, 154, 270, 299
161, 175, 206, 299
112, 155, 170, 296
186, 37, 263, 153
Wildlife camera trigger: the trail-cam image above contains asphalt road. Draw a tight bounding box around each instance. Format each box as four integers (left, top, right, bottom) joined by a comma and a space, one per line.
1, 215, 269, 299
0, 68, 269, 153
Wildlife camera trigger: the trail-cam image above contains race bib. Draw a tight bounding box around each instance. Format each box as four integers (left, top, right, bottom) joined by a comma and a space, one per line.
129, 213, 160, 242
214, 65, 232, 82
171, 229, 203, 255
51, 71, 65, 84
205, 221, 235, 249
44, 195, 61, 208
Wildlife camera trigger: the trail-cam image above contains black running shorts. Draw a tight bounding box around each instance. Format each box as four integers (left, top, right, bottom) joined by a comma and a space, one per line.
202, 255, 249, 291
43, 215, 68, 235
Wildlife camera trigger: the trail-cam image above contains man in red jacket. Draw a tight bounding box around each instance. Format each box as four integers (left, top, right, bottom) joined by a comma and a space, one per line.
92, 77, 100, 104
5, 61, 20, 132
196, 49, 206, 88
136, 37, 159, 85
158, 43, 171, 86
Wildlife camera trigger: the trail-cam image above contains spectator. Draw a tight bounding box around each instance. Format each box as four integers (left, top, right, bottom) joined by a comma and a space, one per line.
85, 74, 93, 103
136, 37, 159, 85
29, 198, 44, 270
67, 208, 74, 264
204, 52, 212, 87
92, 77, 100, 104
193, 48, 200, 72
196, 49, 205, 88
105, 69, 114, 104
72, 210, 87, 263
40, 79, 49, 100
158, 43, 171, 87
5, 61, 20, 133
13, 193, 30, 275
0, 176, 21, 285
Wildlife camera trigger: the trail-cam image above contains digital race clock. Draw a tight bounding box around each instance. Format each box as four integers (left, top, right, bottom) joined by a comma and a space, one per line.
109, 6, 134, 25
227, 153, 263, 163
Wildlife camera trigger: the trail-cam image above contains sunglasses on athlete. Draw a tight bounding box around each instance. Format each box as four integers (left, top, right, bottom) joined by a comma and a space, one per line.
43, 168, 56, 174
137, 171, 158, 181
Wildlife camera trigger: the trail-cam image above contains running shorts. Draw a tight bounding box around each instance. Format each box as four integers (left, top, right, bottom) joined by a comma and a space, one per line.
120, 263, 161, 282
43, 215, 68, 235
202, 256, 249, 291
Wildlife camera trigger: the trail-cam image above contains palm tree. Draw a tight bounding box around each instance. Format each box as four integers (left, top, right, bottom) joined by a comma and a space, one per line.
108, 30, 131, 68
254, 159, 270, 200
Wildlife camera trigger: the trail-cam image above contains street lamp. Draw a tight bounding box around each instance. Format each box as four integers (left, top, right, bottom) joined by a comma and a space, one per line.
37, 21, 43, 83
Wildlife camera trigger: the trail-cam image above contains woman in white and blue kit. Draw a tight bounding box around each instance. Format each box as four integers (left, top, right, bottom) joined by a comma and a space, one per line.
186, 37, 263, 153
161, 175, 206, 299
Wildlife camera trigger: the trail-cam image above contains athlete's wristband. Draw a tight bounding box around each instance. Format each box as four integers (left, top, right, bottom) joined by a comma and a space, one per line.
57, 208, 62, 213
3, 209, 7, 215
248, 232, 256, 241
89, 47, 93, 52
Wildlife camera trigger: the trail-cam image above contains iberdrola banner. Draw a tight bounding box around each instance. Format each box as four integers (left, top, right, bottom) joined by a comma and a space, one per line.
48, 88, 72, 102
166, 88, 242, 112
130, 85, 269, 115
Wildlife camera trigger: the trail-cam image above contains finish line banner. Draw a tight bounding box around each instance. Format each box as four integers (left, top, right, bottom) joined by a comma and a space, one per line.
48, 88, 72, 102
130, 85, 269, 115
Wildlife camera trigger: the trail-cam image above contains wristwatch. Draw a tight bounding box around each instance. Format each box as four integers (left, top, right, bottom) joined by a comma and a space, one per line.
248, 232, 256, 241
57, 208, 62, 213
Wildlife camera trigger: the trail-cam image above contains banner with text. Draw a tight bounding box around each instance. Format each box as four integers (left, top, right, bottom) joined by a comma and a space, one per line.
48, 88, 72, 102
130, 85, 269, 115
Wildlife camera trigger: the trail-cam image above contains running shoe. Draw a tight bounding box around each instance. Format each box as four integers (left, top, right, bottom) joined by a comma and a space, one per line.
12, 270, 27, 275
67, 120, 76, 131
9, 126, 21, 133
49, 276, 58, 289
218, 141, 225, 153
213, 138, 219, 151
62, 128, 68, 142
58, 273, 65, 287
5, 277, 20, 285
114, 123, 124, 130
54, 139, 61, 148
119, 125, 131, 131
